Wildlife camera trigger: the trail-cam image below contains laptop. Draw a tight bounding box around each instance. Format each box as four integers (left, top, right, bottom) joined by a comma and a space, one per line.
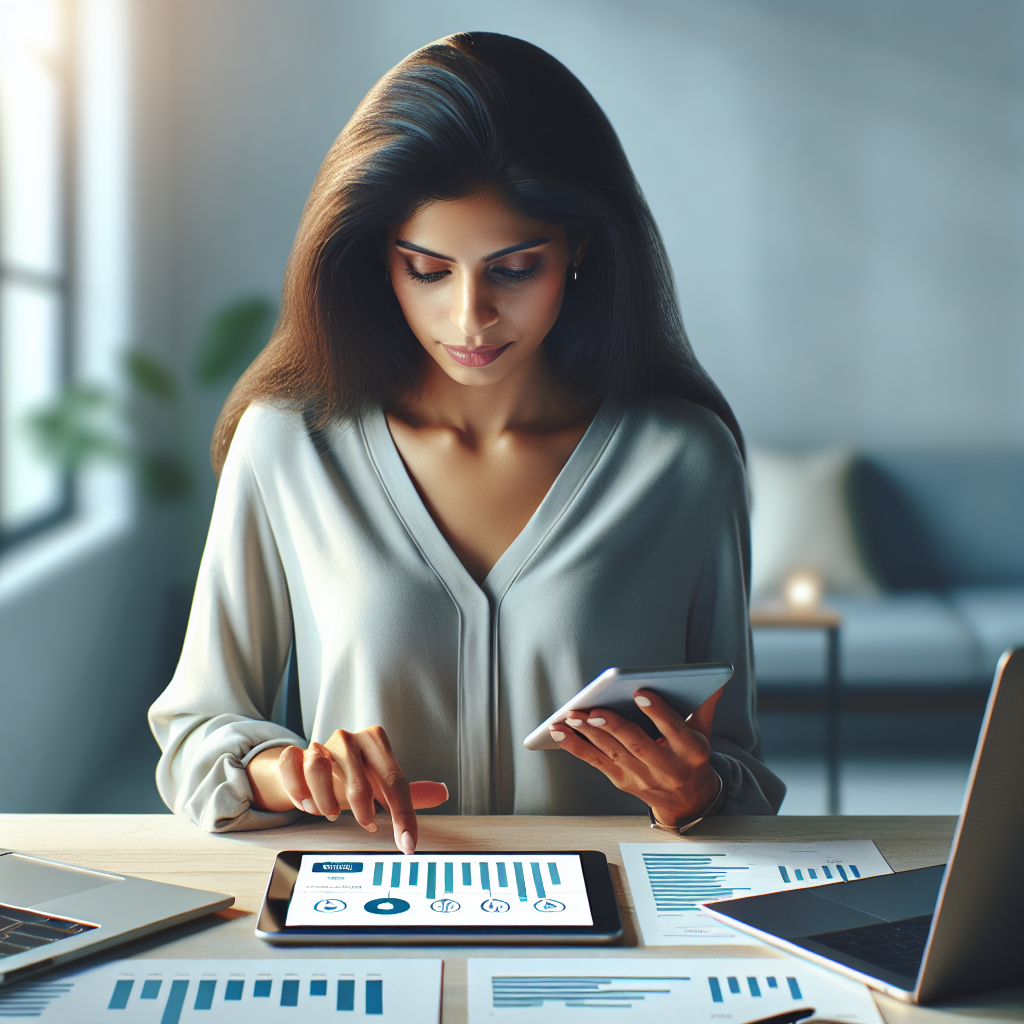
0, 852, 233, 985
704, 647, 1023, 1004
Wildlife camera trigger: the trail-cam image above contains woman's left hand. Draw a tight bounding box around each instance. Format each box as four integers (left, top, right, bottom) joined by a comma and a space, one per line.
549, 688, 724, 827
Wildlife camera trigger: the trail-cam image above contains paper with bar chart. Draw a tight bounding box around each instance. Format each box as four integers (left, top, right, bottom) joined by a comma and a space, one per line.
285, 854, 591, 927
467, 957, 883, 1023
620, 841, 892, 945
0, 958, 441, 1022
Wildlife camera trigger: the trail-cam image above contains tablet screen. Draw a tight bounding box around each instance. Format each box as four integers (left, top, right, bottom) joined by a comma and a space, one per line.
284, 853, 593, 928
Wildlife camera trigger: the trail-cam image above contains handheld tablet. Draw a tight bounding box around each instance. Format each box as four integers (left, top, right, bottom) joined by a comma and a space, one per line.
256, 850, 621, 945
523, 662, 734, 750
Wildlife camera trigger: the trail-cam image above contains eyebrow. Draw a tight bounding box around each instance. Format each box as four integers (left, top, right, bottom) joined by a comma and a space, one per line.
394, 237, 550, 262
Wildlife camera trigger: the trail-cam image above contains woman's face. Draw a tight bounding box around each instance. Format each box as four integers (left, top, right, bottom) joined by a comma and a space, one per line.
387, 192, 573, 387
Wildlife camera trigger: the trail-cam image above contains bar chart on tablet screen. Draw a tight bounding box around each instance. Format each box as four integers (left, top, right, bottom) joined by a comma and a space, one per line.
0, 959, 442, 1022
620, 841, 892, 945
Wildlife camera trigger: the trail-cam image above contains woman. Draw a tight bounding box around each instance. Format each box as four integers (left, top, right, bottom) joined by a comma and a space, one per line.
149, 32, 784, 853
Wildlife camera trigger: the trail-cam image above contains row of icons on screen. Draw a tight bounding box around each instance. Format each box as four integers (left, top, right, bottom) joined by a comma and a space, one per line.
313, 897, 566, 914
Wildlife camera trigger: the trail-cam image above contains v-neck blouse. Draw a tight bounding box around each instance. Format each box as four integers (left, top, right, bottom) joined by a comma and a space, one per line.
149, 397, 785, 831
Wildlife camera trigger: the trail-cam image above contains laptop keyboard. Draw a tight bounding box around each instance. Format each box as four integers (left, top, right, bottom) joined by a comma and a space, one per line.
809, 914, 932, 977
0, 904, 96, 958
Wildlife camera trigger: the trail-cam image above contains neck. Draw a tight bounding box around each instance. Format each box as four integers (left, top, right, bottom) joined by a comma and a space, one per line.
391, 349, 588, 441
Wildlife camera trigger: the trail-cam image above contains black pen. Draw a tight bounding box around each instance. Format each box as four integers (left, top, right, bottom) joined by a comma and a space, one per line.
741, 1009, 816, 1024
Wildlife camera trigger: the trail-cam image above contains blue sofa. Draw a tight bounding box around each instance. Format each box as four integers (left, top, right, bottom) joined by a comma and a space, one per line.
753, 451, 1024, 696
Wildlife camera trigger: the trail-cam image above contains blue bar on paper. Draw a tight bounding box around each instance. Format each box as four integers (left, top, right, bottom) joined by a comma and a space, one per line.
514, 862, 527, 901
141, 980, 162, 1000
795, 869, 804, 881
444, 862, 454, 893
849, 864, 860, 878
160, 980, 189, 1024
778, 866, 791, 883
767, 976, 778, 989
708, 977, 723, 1003
225, 980, 244, 1001
822, 866, 833, 879
366, 979, 383, 1015
427, 861, 437, 899
254, 979, 272, 998
409, 862, 419, 886
531, 863, 546, 899
548, 862, 561, 885
281, 979, 299, 1006
108, 979, 133, 1009
727, 977, 740, 994
497, 862, 508, 887
480, 863, 490, 891
337, 979, 355, 1011
809, 869, 817, 879
391, 862, 401, 888
462, 863, 472, 886
787, 977, 803, 999
373, 862, 384, 886
310, 979, 327, 996
748, 977, 761, 997
194, 980, 215, 1010
837, 865, 848, 881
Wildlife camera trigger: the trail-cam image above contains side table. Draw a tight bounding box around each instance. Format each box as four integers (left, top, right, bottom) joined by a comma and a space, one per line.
750, 604, 843, 814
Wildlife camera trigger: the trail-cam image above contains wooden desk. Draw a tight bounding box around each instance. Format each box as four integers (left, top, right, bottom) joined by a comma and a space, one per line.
2, 814, 1021, 1022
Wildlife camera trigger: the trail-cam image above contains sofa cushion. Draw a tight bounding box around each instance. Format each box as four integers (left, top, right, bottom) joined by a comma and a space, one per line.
949, 587, 1024, 678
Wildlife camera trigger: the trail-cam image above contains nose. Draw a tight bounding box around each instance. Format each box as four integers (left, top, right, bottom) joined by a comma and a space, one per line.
452, 272, 499, 339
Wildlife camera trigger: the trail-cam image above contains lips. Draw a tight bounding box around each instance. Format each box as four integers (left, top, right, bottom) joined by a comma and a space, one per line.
442, 342, 513, 367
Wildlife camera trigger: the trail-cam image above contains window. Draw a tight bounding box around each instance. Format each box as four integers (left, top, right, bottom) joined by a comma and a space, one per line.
0, 0, 74, 549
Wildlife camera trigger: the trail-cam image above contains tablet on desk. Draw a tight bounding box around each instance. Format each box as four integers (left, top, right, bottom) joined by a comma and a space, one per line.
256, 850, 621, 945
523, 662, 734, 750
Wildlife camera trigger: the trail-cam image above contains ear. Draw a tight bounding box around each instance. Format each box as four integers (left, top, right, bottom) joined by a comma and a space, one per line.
573, 234, 592, 269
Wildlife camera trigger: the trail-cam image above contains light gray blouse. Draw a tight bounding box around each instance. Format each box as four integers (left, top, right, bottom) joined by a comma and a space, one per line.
149, 396, 785, 831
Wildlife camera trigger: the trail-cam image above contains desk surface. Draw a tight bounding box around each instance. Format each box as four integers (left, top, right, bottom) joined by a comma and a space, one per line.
3, 814, 1020, 1023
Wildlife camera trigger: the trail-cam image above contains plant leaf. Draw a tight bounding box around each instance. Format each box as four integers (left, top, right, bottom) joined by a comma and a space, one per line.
137, 452, 193, 501
25, 385, 125, 470
125, 350, 179, 400
194, 296, 275, 388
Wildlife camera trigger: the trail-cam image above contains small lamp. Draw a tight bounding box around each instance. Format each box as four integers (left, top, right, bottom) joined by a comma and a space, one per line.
783, 570, 823, 610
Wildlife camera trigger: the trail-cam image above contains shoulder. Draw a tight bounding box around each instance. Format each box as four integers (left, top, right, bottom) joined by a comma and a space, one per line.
231, 402, 359, 469
619, 395, 745, 491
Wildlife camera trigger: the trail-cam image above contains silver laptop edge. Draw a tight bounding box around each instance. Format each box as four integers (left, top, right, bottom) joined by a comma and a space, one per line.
703, 647, 1024, 1005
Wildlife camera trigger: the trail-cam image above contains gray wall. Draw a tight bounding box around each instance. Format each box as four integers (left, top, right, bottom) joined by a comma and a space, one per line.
2, 0, 1020, 812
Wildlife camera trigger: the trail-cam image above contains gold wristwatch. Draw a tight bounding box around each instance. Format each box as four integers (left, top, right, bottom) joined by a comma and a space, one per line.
648, 770, 725, 835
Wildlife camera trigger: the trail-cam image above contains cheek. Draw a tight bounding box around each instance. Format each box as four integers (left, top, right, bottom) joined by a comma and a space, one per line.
508, 271, 566, 336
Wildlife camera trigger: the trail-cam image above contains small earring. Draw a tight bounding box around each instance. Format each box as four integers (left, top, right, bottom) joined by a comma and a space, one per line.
573, 264, 578, 282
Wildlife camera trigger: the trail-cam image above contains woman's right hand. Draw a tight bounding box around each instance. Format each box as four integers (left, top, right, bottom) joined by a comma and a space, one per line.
246, 725, 448, 854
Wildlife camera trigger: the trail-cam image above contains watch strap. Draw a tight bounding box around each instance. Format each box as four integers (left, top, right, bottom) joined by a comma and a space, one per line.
648, 769, 725, 835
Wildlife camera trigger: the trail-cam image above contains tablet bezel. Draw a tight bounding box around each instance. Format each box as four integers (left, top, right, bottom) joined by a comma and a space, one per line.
255, 849, 622, 945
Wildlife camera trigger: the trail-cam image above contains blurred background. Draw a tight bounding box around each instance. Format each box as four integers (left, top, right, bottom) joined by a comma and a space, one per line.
1, 0, 1021, 816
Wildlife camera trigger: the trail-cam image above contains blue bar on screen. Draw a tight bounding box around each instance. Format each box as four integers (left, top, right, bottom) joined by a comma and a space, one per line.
548, 862, 561, 885
497, 862, 508, 887
822, 866, 833, 879
373, 862, 384, 886
409, 862, 419, 886
514, 862, 527, 901
462, 863, 472, 886
837, 865, 848, 881
391, 862, 401, 888
225, 980, 244, 1000
160, 980, 189, 1024
366, 979, 383, 1015
708, 977, 723, 1002
310, 979, 327, 996
444, 862, 454, 893
108, 980, 133, 1009
480, 863, 490, 890
141, 980, 162, 1000
194, 980, 215, 1010
427, 861, 436, 899
809, 869, 817, 879
795, 869, 804, 881
787, 977, 803, 999
254, 979, 272, 998
766, 976, 778, 988
748, 977, 761, 997
337, 979, 355, 1011
727, 977, 740, 994
281, 979, 299, 1006
778, 866, 791, 883
531, 862, 546, 899
849, 864, 860, 878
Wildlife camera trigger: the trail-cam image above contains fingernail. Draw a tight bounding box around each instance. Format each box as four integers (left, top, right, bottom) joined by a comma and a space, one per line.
301, 798, 318, 815
587, 717, 607, 727
289, 796, 305, 812
635, 695, 652, 707
565, 718, 584, 727
326, 812, 339, 822
440, 782, 449, 799
364, 821, 379, 833
399, 830, 415, 855
550, 730, 566, 741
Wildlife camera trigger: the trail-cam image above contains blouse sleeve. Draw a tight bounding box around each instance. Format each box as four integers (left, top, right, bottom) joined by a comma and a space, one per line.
687, 447, 787, 816
148, 412, 304, 832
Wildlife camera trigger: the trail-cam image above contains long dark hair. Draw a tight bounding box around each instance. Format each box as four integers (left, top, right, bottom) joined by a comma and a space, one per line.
211, 31, 743, 472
